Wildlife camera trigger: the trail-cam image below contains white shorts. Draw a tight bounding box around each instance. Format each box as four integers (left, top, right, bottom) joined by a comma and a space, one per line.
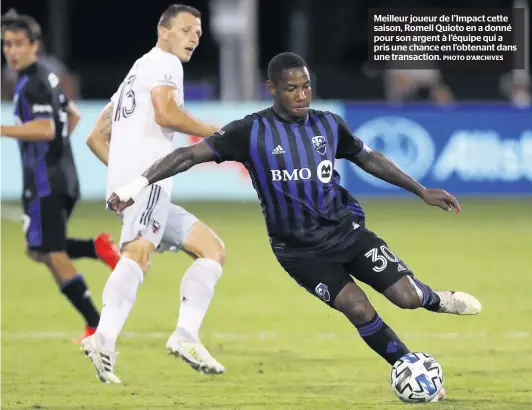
118, 184, 198, 253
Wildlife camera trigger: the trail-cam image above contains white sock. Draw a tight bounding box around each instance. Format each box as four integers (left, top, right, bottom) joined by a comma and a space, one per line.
176, 258, 223, 342
96, 257, 144, 350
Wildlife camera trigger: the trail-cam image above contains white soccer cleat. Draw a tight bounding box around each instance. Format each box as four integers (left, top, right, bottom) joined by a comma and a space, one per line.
430, 387, 446, 402
80, 335, 121, 384
435, 291, 482, 315
166, 332, 225, 375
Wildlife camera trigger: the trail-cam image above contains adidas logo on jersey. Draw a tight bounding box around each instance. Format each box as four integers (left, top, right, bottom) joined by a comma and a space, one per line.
272, 145, 286, 155
397, 264, 407, 272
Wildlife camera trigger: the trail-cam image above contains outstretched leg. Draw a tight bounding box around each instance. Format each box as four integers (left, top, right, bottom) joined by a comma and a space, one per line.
343, 229, 482, 316
383, 276, 482, 315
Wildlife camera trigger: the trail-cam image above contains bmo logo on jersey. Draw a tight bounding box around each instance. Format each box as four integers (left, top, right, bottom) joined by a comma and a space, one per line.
271, 160, 334, 183
270, 159, 333, 184
271, 168, 311, 181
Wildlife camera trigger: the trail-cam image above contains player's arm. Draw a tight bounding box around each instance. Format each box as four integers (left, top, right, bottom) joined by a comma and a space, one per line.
145, 140, 215, 183
151, 85, 218, 137
86, 102, 113, 166
141, 118, 250, 183
107, 118, 251, 213
64, 99, 81, 135
106, 141, 215, 213
1, 83, 55, 141
0, 118, 54, 141
334, 114, 461, 213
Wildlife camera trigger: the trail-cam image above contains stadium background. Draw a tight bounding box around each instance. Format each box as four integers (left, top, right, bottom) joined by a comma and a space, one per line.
1, 0, 531, 409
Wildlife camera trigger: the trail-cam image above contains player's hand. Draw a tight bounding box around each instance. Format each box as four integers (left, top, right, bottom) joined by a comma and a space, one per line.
421, 188, 461, 213
106, 176, 149, 215
106, 192, 135, 215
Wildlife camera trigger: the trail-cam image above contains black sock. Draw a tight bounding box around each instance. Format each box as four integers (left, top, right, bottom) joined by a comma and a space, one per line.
66, 238, 97, 259
411, 278, 441, 312
356, 314, 410, 365
60, 274, 100, 327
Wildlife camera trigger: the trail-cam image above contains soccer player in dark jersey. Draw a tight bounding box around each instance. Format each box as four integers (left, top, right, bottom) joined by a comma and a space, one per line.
1, 10, 121, 342
107, 52, 481, 393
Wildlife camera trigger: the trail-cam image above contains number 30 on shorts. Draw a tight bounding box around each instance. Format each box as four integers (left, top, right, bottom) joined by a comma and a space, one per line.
365, 246, 399, 272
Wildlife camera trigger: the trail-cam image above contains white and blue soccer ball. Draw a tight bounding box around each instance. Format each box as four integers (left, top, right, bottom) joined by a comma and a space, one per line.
390, 352, 444, 403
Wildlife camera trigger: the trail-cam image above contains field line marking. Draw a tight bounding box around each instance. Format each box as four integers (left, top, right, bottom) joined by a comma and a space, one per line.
1, 330, 529, 340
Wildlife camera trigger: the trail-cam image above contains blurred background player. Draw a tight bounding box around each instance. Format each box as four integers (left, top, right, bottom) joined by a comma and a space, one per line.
107, 53, 481, 397
1, 10, 81, 102
0, 10, 120, 343
83, 4, 226, 381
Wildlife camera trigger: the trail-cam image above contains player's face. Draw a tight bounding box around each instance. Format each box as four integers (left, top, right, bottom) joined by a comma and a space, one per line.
269, 67, 312, 120
166, 12, 202, 63
2, 29, 38, 71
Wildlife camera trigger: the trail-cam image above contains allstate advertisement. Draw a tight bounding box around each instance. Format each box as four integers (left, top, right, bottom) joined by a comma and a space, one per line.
341, 104, 532, 195
1, 100, 343, 200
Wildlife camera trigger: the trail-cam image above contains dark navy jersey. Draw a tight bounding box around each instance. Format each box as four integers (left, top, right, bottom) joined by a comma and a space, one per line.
206, 107, 366, 257
13, 62, 79, 200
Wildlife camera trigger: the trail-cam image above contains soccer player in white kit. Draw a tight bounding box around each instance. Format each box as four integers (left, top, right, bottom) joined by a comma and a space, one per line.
83, 4, 225, 383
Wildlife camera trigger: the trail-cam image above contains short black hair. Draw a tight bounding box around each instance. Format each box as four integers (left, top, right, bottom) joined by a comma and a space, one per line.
1, 9, 41, 43
158, 4, 201, 28
267, 52, 307, 84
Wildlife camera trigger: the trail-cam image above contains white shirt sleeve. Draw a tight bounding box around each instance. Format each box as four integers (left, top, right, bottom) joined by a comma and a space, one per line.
146, 53, 183, 93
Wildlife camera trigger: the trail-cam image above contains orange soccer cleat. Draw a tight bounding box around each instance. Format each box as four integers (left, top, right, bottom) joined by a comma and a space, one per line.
94, 233, 120, 270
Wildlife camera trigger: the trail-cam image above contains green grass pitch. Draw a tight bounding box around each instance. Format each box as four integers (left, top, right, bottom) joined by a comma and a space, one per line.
1, 198, 531, 409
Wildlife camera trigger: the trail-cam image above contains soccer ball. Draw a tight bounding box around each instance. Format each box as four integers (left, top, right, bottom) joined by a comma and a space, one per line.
390, 352, 444, 403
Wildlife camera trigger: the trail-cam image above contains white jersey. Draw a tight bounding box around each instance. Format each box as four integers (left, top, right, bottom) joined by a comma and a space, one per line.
107, 47, 184, 198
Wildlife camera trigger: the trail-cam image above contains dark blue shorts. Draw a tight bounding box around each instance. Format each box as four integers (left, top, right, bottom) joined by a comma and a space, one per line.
22, 193, 77, 253
276, 228, 413, 307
